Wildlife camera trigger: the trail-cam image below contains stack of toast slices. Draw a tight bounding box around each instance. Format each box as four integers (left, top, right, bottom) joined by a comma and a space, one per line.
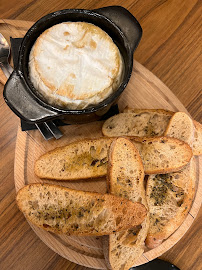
16, 109, 201, 270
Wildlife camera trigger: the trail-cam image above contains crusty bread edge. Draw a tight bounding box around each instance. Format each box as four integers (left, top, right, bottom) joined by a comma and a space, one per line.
34, 171, 107, 181
193, 120, 202, 156
106, 138, 116, 193
123, 107, 174, 116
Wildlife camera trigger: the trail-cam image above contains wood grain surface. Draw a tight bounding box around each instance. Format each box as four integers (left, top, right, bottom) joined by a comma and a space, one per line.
0, 1, 201, 270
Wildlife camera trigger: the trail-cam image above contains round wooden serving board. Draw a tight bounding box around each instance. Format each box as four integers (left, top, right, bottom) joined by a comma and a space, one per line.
2, 19, 200, 269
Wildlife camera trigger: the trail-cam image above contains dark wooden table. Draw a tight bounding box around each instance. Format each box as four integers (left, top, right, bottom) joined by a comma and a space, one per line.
0, 1, 201, 270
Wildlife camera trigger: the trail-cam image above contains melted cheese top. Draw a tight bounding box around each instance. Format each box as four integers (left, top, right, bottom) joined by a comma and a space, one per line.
29, 22, 123, 109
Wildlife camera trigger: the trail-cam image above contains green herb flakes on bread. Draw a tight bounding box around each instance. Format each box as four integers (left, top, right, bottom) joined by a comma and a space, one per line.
16, 184, 147, 236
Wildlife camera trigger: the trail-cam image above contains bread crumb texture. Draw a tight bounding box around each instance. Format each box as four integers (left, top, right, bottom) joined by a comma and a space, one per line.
16, 184, 146, 236
146, 157, 196, 248
106, 138, 149, 270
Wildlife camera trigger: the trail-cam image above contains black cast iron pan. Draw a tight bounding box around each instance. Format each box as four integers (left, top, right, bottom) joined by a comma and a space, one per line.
3, 6, 142, 124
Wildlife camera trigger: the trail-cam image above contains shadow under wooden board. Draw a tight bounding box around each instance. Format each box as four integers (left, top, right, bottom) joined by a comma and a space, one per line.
1, 19, 200, 269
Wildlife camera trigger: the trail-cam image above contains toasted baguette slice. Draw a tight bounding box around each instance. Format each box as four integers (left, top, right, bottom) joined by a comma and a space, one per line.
132, 137, 192, 174
35, 137, 192, 180
16, 184, 146, 236
104, 108, 201, 156
35, 138, 113, 180
104, 138, 149, 270
145, 157, 196, 248
192, 120, 202, 155
102, 110, 173, 137
164, 112, 195, 147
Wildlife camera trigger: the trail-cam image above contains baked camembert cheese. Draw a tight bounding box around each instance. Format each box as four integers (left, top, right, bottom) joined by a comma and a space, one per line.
29, 22, 124, 109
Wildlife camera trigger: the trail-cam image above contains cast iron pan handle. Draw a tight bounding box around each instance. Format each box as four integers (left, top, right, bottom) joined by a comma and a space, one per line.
3, 71, 58, 123
94, 6, 142, 52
